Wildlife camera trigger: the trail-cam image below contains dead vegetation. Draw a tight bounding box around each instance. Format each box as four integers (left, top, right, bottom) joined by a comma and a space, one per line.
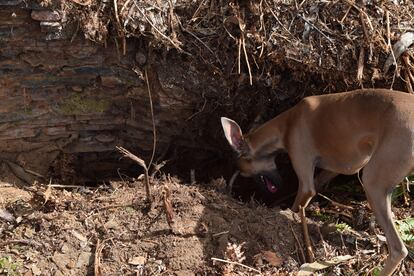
41, 0, 414, 91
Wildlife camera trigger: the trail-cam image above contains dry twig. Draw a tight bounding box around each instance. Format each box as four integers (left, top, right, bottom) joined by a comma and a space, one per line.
116, 146, 151, 202
318, 193, 354, 210
162, 185, 174, 228
144, 68, 157, 171
211, 257, 261, 274
0, 239, 42, 249
94, 238, 104, 276
134, 3, 186, 53
113, 0, 126, 55
289, 222, 306, 263
357, 47, 365, 84
299, 205, 315, 263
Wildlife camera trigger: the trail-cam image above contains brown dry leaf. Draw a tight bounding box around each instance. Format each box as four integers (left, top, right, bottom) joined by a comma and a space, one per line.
298, 255, 353, 275
262, 250, 283, 267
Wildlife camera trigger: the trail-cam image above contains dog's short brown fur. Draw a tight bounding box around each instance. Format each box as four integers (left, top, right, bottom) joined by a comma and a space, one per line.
221, 89, 411, 276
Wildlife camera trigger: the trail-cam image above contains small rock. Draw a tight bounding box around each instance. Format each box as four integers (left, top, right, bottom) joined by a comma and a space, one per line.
71, 86, 83, 92
67, 259, 76, 269
24, 227, 34, 238
71, 230, 87, 242
100, 75, 122, 88
40, 21, 62, 33
128, 256, 146, 266
104, 219, 119, 229
45, 126, 67, 136
0, 208, 15, 222
53, 271, 65, 276
31, 10, 61, 22
31, 264, 42, 275
76, 252, 92, 268
46, 32, 66, 41
61, 243, 74, 254
95, 134, 115, 143
52, 252, 70, 271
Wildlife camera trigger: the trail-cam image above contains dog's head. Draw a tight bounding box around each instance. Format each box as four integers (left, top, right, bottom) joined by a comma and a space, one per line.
221, 117, 283, 194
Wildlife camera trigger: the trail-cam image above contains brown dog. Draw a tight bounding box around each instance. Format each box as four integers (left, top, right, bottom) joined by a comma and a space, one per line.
221, 89, 411, 275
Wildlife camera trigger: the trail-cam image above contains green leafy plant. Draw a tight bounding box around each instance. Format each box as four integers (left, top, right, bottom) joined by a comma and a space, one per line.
312, 210, 331, 222
371, 266, 382, 276
395, 217, 414, 260
0, 256, 19, 276
391, 185, 404, 203
335, 222, 351, 232
392, 177, 414, 203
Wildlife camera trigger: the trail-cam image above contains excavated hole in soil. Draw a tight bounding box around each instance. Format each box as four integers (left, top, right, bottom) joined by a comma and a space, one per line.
48, 148, 303, 207
45, 72, 363, 208
49, 147, 362, 210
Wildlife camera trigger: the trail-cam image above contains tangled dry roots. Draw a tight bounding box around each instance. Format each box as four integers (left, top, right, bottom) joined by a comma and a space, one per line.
44, 0, 414, 90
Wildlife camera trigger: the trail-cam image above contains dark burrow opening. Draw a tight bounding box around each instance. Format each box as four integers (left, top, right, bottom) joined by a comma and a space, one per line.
48, 148, 365, 211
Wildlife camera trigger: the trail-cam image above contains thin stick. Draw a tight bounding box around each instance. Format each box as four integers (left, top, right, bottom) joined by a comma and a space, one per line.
265, 0, 293, 36
97, 203, 133, 211
242, 35, 253, 85
299, 206, 315, 263
316, 225, 328, 258
211, 257, 261, 274
340, 6, 352, 24
357, 47, 365, 83
181, 25, 221, 66
134, 4, 185, 53
190, 0, 207, 21
318, 193, 354, 210
290, 222, 306, 263
402, 178, 410, 206
162, 185, 174, 228
227, 170, 240, 194
359, 12, 370, 43
113, 0, 126, 55
144, 68, 157, 171
238, 37, 242, 74
386, 10, 391, 51
404, 69, 414, 93
385, 10, 398, 75
50, 184, 87, 189
0, 239, 42, 249
403, 55, 414, 94
298, 15, 334, 44
344, 0, 373, 30
119, 0, 132, 14
116, 146, 151, 201
94, 239, 103, 276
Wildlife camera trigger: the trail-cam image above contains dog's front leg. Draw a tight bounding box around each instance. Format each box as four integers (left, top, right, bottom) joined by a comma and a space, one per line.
290, 155, 316, 212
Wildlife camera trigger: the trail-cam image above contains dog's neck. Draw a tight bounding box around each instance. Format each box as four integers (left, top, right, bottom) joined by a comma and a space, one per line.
245, 111, 290, 156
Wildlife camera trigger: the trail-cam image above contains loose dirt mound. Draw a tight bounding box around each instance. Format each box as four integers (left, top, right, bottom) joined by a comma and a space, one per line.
1, 178, 413, 275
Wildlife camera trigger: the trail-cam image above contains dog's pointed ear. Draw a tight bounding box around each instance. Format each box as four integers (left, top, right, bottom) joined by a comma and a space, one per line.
221, 117, 244, 152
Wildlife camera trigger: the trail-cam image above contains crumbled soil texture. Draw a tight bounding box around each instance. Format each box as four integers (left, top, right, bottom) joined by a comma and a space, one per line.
0, 177, 413, 275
